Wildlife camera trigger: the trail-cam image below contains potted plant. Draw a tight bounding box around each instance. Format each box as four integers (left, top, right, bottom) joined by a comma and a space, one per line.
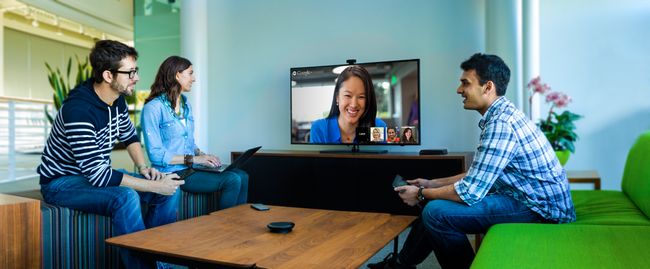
44, 55, 92, 123
528, 77, 582, 165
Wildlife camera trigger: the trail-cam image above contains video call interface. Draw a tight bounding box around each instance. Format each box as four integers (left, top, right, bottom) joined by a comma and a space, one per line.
291, 59, 420, 145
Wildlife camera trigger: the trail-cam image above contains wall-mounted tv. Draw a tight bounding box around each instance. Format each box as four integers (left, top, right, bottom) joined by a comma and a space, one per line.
291, 59, 420, 146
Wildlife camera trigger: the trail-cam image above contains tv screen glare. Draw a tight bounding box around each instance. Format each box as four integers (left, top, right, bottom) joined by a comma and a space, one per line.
291, 59, 420, 145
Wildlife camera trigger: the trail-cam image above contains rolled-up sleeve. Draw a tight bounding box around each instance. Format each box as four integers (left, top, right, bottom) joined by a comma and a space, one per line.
455, 119, 518, 205
141, 102, 174, 167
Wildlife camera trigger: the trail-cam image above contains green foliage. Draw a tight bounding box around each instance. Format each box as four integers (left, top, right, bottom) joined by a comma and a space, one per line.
538, 110, 583, 153
44, 55, 92, 123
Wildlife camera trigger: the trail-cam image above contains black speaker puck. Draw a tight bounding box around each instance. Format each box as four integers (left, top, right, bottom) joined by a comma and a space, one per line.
267, 222, 295, 233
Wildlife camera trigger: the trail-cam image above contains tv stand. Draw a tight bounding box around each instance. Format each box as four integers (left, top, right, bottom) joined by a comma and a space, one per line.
319, 144, 388, 154
232, 150, 473, 215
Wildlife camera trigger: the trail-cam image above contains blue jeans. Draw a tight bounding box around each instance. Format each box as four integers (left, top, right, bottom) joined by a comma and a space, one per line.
398, 194, 547, 269
179, 168, 248, 209
40, 171, 181, 269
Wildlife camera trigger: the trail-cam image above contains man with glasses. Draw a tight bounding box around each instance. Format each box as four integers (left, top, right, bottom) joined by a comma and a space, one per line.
38, 40, 184, 269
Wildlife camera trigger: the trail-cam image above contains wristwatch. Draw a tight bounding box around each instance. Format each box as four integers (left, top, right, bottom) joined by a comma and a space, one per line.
184, 154, 194, 167
417, 186, 426, 202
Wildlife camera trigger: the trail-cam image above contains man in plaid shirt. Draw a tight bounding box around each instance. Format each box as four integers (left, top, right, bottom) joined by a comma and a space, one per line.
369, 53, 575, 269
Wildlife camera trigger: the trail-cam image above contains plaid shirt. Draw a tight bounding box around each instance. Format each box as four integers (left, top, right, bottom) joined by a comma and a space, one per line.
454, 97, 576, 223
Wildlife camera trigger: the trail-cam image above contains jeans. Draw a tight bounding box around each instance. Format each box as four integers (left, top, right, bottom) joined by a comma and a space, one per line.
40, 170, 181, 269
179, 168, 249, 209
398, 194, 546, 269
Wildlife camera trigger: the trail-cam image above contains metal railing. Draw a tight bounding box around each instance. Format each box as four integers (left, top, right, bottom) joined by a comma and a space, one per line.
0, 96, 53, 183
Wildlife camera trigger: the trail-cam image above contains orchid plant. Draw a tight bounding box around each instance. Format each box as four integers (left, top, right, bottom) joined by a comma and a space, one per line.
528, 76, 582, 153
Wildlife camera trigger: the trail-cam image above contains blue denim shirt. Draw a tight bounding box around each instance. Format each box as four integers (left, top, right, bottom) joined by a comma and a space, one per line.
310, 117, 387, 143
141, 95, 198, 173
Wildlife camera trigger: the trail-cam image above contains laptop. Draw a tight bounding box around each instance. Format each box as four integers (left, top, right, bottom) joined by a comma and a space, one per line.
192, 146, 261, 173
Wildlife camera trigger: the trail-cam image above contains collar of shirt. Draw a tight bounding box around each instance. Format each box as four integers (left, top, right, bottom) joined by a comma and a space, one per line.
325, 117, 343, 143
478, 96, 507, 130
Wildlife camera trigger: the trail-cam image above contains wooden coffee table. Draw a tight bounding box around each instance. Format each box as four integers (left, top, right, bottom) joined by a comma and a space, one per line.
106, 204, 415, 268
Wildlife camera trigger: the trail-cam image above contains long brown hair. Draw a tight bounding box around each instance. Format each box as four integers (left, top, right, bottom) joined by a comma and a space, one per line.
326, 65, 379, 127
145, 56, 192, 108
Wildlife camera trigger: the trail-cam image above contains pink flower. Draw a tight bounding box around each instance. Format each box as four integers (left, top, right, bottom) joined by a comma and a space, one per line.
553, 93, 571, 108
528, 77, 551, 95
545, 91, 561, 103
527, 76, 541, 88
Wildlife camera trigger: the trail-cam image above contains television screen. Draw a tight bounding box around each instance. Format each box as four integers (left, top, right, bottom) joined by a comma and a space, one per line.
291, 59, 420, 145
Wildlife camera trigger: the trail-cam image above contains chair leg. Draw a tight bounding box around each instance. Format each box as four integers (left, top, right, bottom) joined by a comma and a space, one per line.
474, 233, 484, 252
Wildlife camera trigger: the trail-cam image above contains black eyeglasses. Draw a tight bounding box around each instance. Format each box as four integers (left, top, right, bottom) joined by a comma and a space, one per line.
112, 67, 139, 79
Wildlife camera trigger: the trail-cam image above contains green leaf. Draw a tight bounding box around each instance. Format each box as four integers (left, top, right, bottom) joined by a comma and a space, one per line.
66, 57, 72, 82
45, 56, 93, 113
538, 109, 582, 153
44, 106, 54, 124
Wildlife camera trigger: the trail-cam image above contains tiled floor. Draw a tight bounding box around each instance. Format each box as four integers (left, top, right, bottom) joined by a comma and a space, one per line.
361, 228, 442, 269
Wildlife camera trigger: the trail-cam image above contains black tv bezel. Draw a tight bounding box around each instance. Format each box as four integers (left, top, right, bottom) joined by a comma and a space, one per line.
290, 58, 421, 146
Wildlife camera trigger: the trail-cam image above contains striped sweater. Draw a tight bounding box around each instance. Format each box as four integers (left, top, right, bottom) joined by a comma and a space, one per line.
38, 79, 139, 187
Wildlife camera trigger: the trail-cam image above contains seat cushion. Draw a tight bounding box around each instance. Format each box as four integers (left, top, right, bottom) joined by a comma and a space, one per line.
621, 130, 650, 217
472, 223, 650, 269
12, 189, 221, 269
40, 203, 121, 269
571, 190, 650, 225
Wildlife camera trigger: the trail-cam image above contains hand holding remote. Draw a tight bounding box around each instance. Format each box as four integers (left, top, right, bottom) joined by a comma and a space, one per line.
392, 174, 409, 193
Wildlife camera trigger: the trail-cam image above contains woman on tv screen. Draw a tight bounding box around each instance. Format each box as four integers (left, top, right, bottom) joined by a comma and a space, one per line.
309, 65, 386, 143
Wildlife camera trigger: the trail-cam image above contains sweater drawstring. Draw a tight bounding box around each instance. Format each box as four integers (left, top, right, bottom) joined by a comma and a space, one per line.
115, 106, 120, 139
107, 106, 112, 146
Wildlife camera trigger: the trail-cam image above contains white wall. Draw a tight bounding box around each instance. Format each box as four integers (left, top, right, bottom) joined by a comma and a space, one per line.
4, 28, 89, 99
540, 0, 650, 190
204, 0, 486, 158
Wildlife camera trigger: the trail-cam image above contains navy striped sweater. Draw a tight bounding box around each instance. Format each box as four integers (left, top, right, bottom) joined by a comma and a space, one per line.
38, 79, 139, 187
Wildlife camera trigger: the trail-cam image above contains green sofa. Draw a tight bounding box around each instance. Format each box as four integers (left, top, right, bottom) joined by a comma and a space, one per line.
472, 131, 650, 268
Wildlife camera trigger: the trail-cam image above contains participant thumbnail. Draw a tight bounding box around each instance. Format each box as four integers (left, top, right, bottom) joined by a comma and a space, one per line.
400, 126, 417, 144
386, 127, 400, 143
370, 127, 385, 143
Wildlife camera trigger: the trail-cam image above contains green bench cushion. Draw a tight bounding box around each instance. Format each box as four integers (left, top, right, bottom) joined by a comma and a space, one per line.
472, 223, 650, 269
571, 190, 650, 226
621, 130, 650, 217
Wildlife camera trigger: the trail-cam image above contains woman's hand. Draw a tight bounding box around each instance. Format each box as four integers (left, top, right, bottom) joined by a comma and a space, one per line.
194, 154, 222, 168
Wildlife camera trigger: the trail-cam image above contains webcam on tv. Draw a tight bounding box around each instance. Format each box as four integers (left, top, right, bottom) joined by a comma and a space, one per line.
346, 59, 357, 65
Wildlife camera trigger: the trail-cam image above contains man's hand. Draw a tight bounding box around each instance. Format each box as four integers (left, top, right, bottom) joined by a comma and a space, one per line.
194, 155, 221, 167
152, 174, 184, 195
407, 178, 432, 188
395, 185, 420, 206
140, 167, 164, 180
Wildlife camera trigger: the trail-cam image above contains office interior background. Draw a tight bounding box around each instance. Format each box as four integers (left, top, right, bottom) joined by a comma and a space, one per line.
1, 0, 649, 192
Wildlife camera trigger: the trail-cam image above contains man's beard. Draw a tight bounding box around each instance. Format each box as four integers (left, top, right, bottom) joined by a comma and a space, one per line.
111, 80, 133, 96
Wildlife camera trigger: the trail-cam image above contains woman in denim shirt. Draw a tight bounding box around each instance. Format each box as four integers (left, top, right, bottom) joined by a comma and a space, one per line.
141, 56, 248, 209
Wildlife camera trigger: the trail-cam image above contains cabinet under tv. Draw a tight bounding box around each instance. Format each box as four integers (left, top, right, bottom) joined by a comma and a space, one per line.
231, 150, 473, 216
